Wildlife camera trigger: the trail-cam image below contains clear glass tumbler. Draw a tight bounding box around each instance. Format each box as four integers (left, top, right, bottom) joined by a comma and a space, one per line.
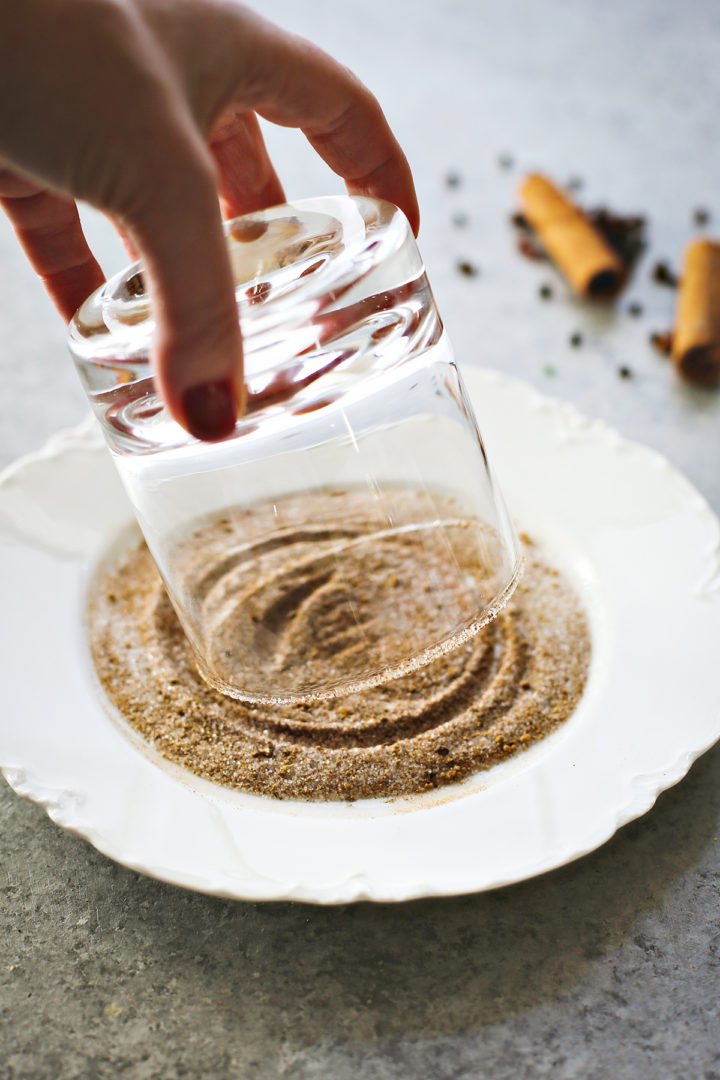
69, 196, 521, 703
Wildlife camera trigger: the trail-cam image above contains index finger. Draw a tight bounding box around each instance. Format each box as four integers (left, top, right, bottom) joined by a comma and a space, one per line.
244, 25, 419, 235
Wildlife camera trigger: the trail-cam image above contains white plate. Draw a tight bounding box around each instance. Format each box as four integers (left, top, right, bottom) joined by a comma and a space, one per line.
2, 368, 720, 904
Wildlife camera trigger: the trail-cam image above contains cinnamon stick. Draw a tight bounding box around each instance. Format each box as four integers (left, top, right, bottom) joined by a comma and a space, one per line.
519, 174, 625, 299
671, 239, 720, 386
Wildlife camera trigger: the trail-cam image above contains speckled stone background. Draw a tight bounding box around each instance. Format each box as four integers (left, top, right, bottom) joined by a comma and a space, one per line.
2, 1, 720, 1077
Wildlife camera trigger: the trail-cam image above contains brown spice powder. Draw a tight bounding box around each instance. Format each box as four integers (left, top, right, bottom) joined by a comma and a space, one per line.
88, 502, 592, 802
170, 489, 513, 702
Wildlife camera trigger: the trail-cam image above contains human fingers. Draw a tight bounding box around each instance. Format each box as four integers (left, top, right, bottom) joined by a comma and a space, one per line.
145, 4, 418, 232
210, 109, 285, 220
243, 25, 419, 234
120, 130, 245, 440
0, 169, 104, 322
0, 1, 243, 441
0, 148, 241, 445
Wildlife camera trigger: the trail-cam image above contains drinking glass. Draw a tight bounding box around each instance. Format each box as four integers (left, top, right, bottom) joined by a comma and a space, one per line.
69, 196, 521, 703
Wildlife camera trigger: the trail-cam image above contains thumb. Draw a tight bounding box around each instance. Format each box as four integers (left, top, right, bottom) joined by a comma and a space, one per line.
121, 137, 244, 442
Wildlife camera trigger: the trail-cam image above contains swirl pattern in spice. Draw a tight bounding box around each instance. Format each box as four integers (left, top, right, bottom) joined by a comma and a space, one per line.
88, 494, 591, 801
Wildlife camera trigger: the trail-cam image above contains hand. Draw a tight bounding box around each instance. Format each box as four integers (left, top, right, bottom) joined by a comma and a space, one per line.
0, 0, 418, 440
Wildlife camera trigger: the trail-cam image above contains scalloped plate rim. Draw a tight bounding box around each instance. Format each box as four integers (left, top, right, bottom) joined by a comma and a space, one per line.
1, 366, 720, 904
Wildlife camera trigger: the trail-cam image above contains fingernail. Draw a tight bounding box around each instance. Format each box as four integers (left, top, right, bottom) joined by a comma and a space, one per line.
182, 378, 237, 441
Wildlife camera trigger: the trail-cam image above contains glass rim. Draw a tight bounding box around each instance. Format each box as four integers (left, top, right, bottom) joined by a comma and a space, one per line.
196, 551, 524, 706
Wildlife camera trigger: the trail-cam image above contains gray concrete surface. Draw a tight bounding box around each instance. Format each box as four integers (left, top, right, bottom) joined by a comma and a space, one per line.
2, 1, 720, 1076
